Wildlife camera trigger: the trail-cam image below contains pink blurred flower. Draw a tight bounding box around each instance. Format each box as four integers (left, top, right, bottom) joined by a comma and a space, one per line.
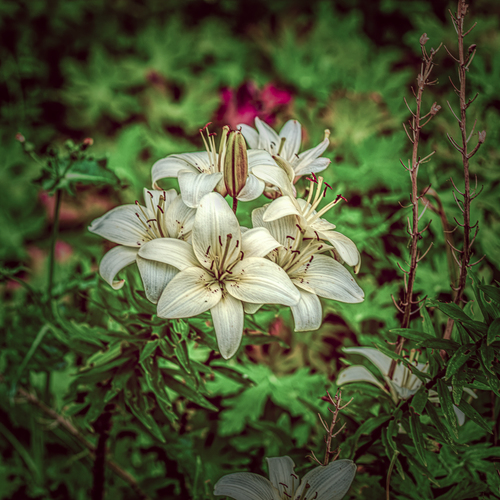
55, 240, 73, 263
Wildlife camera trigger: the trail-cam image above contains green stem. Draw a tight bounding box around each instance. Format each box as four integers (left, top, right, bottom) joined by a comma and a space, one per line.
47, 189, 62, 299
232, 197, 238, 214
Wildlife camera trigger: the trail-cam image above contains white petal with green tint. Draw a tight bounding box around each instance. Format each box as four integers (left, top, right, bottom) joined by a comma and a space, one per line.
292, 137, 330, 173
192, 192, 241, 270
211, 293, 244, 359
267, 456, 297, 497
243, 302, 263, 314
251, 164, 293, 196
228, 257, 300, 306
143, 187, 177, 216
279, 120, 302, 160
138, 238, 199, 270
157, 267, 222, 318
291, 289, 323, 331
293, 255, 364, 303
295, 156, 331, 176
337, 365, 386, 392
254, 117, 280, 153
263, 195, 301, 222
99, 246, 138, 289
88, 205, 148, 246
236, 174, 265, 202
252, 206, 297, 246
151, 156, 200, 187
164, 195, 196, 239
247, 149, 278, 168
343, 347, 392, 377
178, 170, 223, 208
238, 124, 260, 149
320, 230, 360, 268
136, 255, 178, 304
295, 460, 357, 500
213, 472, 281, 500
241, 227, 280, 258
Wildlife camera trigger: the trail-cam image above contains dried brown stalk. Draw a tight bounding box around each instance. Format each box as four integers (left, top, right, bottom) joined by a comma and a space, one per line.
307, 389, 351, 466
442, 0, 485, 342
8, 381, 151, 500
388, 35, 442, 380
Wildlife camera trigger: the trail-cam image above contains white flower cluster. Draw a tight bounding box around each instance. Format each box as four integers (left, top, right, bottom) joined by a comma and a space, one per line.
89, 119, 364, 359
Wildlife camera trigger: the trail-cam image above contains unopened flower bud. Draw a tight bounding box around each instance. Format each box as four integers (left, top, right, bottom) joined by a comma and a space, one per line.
224, 130, 248, 198
420, 33, 429, 45
430, 102, 441, 115
468, 44, 477, 53
478, 130, 486, 143
81, 137, 94, 150
15, 133, 25, 143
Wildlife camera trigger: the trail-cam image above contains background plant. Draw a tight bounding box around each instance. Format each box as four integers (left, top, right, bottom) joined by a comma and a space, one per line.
0, 0, 499, 499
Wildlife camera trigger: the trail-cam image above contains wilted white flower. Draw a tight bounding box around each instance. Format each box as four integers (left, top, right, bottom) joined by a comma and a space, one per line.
214, 456, 356, 500
337, 347, 477, 425
263, 176, 361, 272
250, 206, 364, 331
88, 188, 195, 303
138, 192, 300, 359
238, 117, 331, 178
151, 124, 293, 208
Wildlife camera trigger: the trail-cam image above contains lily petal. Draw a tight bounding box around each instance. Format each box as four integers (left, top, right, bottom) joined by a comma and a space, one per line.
241, 227, 280, 258
295, 460, 357, 500
254, 117, 280, 154
151, 155, 200, 186
211, 293, 244, 359
267, 456, 297, 496
279, 120, 302, 160
337, 365, 386, 392
136, 254, 178, 304
227, 257, 300, 306
157, 267, 222, 318
164, 195, 196, 240
192, 192, 241, 270
143, 187, 177, 215
238, 124, 260, 149
343, 347, 392, 378
293, 255, 364, 303
88, 205, 147, 246
236, 174, 265, 202
99, 246, 137, 289
263, 196, 301, 222
138, 239, 199, 270
248, 149, 278, 168
178, 170, 223, 208
252, 206, 298, 246
214, 473, 281, 500
243, 302, 263, 314
292, 137, 329, 172
295, 157, 331, 176
320, 230, 360, 268
291, 289, 323, 331
251, 164, 293, 196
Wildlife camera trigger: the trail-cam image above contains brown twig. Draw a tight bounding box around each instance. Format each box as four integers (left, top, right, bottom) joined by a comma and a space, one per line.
388, 35, 442, 380
10, 383, 151, 500
442, 0, 485, 343
307, 390, 351, 466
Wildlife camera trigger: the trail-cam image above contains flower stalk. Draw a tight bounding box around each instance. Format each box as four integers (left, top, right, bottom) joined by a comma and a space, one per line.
388, 35, 442, 379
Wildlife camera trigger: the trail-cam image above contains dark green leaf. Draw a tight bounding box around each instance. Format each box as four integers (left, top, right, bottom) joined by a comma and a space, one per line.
427, 299, 471, 322
139, 339, 159, 363
446, 343, 476, 378
409, 411, 427, 466
436, 379, 459, 439
163, 374, 217, 411
479, 341, 495, 374
451, 371, 467, 406
388, 328, 432, 342
478, 284, 500, 304
410, 385, 428, 415
421, 305, 437, 337
425, 401, 456, 448
456, 400, 493, 434
419, 338, 461, 352
487, 318, 500, 345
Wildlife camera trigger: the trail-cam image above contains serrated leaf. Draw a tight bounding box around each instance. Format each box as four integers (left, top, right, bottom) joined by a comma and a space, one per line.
479, 342, 495, 374
409, 412, 427, 466
436, 378, 459, 439
487, 318, 500, 345
410, 385, 428, 415
172, 319, 189, 341
425, 401, 456, 449
125, 394, 166, 443
446, 343, 476, 378
139, 339, 159, 363
173, 341, 191, 374
456, 400, 493, 434
211, 365, 255, 387
355, 414, 392, 438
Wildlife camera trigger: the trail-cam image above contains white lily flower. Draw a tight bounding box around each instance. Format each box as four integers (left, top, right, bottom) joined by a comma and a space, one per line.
238, 117, 331, 178
88, 188, 196, 303
214, 456, 356, 500
263, 176, 361, 273
137, 192, 300, 359
151, 124, 293, 208
250, 206, 364, 332
337, 347, 477, 425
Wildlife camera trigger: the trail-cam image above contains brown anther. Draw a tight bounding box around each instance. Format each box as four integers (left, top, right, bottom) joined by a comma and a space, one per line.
147, 191, 154, 198
219, 236, 223, 246
157, 205, 164, 213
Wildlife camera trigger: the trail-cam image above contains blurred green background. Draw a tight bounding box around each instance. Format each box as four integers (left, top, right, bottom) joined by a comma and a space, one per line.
1, 0, 499, 498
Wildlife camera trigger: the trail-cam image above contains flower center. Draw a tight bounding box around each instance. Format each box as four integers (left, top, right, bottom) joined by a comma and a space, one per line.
302, 175, 347, 225
206, 233, 244, 282
134, 191, 169, 244
199, 123, 230, 174
279, 474, 318, 500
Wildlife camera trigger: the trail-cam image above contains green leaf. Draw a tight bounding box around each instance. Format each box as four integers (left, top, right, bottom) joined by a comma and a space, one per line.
427, 299, 472, 322
139, 339, 159, 363
478, 284, 500, 304
240, 334, 288, 347
469, 270, 493, 324
487, 318, 500, 345
436, 378, 459, 439
479, 341, 495, 374
456, 399, 492, 434
451, 371, 467, 406
173, 341, 192, 375
163, 374, 217, 411
172, 319, 189, 341
425, 401, 456, 449
419, 338, 461, 352
389, 328, 433, 342
421, 305, 437, 337
125, 393, 166, 443
445, 343, 476, 378
410, 385, 428, 415
355, 414, 392, 438
409, 411, 427, 466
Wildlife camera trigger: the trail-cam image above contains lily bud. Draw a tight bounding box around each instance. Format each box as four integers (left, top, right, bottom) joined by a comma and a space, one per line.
224, 130, 248, 198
